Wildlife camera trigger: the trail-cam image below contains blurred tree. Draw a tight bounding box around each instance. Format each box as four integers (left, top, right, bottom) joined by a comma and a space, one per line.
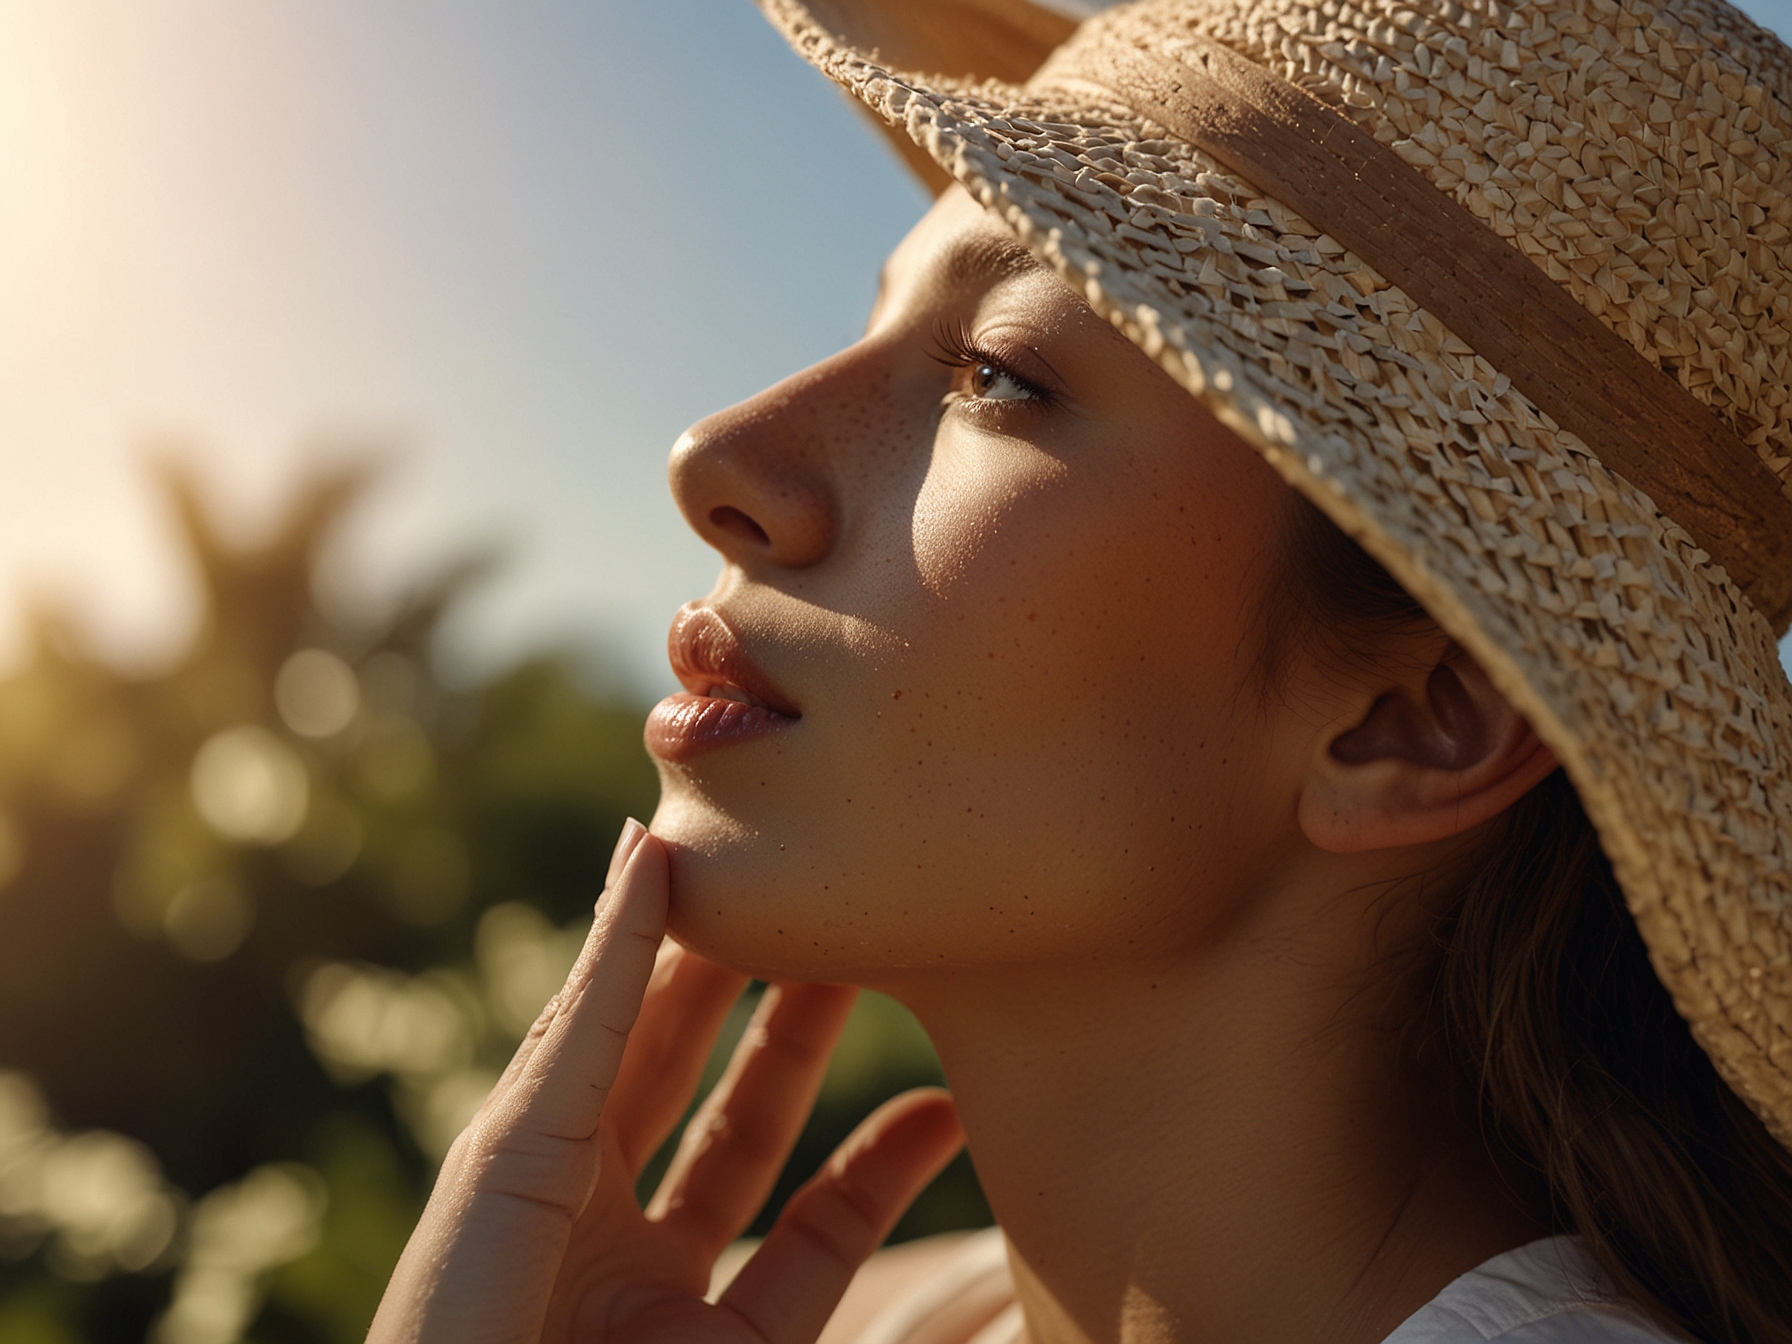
0, 457, 986, 1344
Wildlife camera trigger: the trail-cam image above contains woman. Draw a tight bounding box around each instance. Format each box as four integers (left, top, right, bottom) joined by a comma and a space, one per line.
369, 0, 1792, 1340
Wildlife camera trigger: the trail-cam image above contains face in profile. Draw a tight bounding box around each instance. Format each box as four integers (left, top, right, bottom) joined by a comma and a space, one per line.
646, 188, 1299, 990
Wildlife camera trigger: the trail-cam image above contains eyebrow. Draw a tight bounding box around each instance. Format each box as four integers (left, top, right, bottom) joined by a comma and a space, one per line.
940, 234, 1042, 290
871, 232, 1043, 319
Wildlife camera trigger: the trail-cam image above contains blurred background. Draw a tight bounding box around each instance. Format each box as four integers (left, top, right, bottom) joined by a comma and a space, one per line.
1, 0, 1791, 1340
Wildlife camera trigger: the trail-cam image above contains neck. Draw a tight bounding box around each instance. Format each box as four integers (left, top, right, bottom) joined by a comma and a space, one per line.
884, 872, 1544, 1344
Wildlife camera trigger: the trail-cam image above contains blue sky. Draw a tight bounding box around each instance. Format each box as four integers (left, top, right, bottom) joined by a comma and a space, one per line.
0, 0, 1787, 694
0, 0, 928, 691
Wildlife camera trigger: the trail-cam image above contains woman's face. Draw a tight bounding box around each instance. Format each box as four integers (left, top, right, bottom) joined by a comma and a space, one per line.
648, 187, 1297, 987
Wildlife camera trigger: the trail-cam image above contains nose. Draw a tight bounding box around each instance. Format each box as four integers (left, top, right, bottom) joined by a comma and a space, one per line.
668, 354, 857, 571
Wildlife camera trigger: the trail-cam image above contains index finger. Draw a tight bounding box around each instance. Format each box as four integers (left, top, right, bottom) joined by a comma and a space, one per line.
368, 831, 672, 1344
484, 830, 669, 1147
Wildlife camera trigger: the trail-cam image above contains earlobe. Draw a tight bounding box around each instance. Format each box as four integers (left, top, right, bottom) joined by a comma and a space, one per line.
1299, 645, 1559, 854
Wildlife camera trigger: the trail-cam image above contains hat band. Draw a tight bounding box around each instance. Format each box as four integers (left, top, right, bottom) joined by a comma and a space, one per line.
1040, 33, 1792, 630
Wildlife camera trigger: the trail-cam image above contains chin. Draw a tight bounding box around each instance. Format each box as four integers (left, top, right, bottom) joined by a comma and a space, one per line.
649, 789, 853, 984
647, 764, 1187, 988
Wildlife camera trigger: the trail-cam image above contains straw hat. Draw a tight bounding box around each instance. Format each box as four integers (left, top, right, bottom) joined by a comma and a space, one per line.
755, 0, 1792, 1145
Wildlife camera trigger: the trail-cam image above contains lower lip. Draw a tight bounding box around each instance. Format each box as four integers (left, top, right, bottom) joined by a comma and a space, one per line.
645, 692, 797, 762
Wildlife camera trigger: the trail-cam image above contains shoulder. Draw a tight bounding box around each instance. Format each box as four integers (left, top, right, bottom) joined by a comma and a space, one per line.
1384, 1237, 1689, 1344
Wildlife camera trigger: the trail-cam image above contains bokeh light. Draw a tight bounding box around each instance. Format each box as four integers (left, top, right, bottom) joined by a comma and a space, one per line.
6, 0, 1784, 1338
190, 726, 310, 846
151, 1165, 326, 1344
274, 652, 360, 741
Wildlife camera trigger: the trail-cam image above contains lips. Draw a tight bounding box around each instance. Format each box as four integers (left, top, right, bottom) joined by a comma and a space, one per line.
645, 604, 800, 762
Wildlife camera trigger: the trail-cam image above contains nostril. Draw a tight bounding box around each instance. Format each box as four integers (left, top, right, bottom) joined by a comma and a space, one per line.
710, 505, 771, 548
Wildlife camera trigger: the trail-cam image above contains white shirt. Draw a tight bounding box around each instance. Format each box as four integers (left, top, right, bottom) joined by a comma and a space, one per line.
853, 1229, 1683, 1344
1383, 1236, 1679, 1342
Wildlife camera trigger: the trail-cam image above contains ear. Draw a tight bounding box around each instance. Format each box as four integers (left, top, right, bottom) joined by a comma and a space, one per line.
1298, 641, 1559, 854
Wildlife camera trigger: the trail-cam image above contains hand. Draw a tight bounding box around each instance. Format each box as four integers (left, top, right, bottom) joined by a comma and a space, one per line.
368, 819, 966, 1344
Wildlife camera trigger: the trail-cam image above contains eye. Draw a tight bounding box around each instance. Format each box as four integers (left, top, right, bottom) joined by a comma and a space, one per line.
928, 321, 1050, 408
964, 360, 1035, 403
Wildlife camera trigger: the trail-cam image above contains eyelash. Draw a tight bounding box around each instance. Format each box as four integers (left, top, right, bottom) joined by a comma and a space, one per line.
926, 321, 1052, 408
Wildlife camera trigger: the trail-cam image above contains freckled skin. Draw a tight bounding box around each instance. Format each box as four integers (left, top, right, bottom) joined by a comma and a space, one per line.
651, 189, 1293, 986
370, 200, 1560, 1344
640, 189, 1558, 1344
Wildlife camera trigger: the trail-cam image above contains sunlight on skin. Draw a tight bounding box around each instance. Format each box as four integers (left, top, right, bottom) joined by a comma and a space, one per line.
646, 188, 1556, 1344
654, 190, 1292, 988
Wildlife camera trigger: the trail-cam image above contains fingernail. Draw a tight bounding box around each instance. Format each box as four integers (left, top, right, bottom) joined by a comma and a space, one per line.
605, 817, 648, 889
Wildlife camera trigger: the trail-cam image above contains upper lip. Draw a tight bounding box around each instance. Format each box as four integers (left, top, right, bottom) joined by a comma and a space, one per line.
667, 604, 801, 718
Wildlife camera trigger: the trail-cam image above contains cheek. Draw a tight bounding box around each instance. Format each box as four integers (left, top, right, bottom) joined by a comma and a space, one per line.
909, 430, 1066, 597
658, 419, 1294, 982
850, 431, 1286, 951
909, 421, 1270, 731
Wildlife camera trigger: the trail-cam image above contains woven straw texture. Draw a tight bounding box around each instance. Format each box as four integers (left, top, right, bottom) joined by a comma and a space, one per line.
758, 0, 1792, 1144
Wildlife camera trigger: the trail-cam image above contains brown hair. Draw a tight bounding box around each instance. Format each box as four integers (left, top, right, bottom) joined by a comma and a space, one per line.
1266, 493, 1792, 1344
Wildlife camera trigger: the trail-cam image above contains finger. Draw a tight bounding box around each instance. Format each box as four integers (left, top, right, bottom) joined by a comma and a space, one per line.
718, 1090, 964, 1344
647, 981, 856, 1250
604, 815, 646, 888
606, 941, 751, 1175
472, 829, 668, 1212
476, 818, 651, 1124
368, 833, 667, 1344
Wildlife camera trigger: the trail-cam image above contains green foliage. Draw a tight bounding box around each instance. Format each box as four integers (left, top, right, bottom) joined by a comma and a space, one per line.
0, 1279, 82, 1344
0, 459, 987, 1343
267, 1115, 420, 1344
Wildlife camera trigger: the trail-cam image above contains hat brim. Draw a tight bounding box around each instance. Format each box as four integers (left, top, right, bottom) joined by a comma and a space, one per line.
760, 0, 1792, 1145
